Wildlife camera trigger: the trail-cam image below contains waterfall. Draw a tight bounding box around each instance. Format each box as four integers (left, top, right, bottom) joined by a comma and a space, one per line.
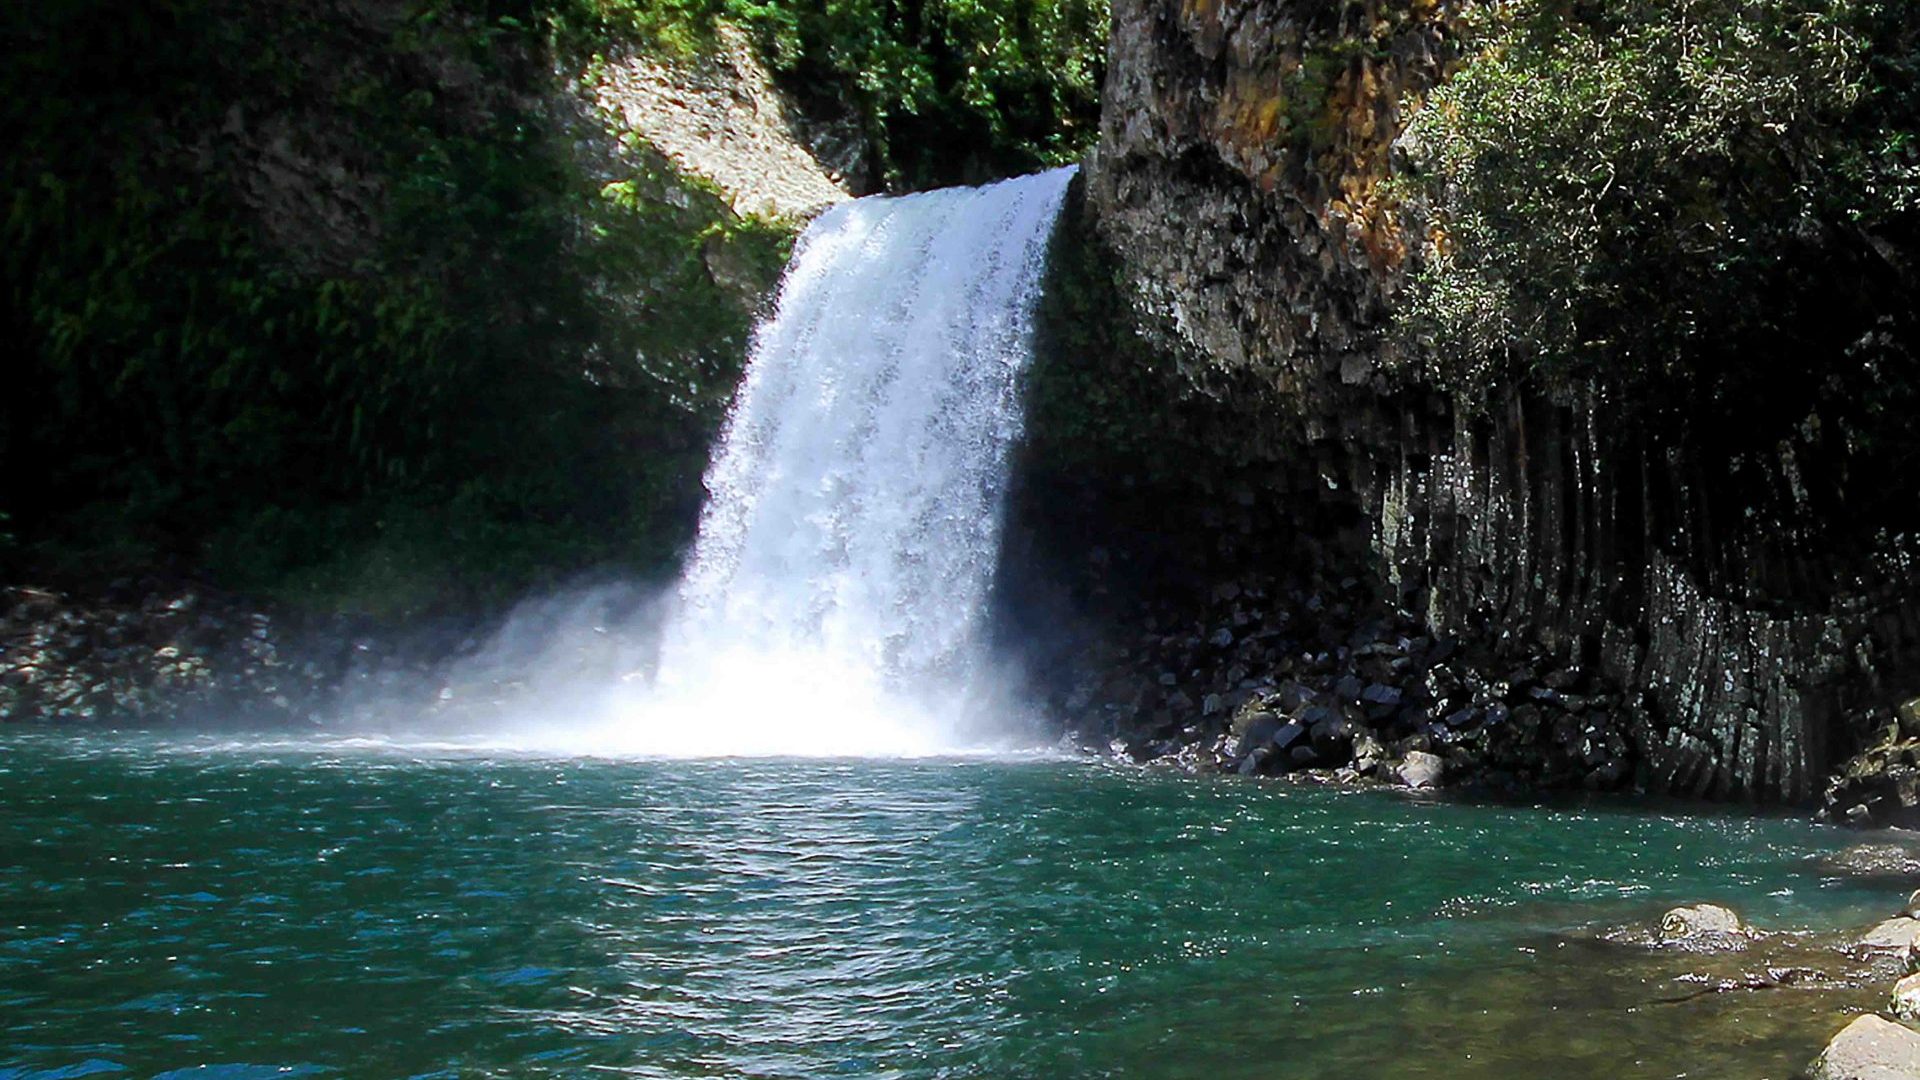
614, 167, 1077, 755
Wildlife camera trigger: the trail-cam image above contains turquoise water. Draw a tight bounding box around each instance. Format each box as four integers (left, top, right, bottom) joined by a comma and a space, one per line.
0, 731, 1901, 1078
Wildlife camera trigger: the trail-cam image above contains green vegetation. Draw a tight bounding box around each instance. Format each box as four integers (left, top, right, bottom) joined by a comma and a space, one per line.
2, 0, 790, 613
574, 0, 1108, 187
1397, 0, 1920, 426
1, 0, 1104, 614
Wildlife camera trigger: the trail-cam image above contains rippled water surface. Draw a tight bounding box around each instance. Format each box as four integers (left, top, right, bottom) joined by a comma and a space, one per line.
0, 731, 1903, 1078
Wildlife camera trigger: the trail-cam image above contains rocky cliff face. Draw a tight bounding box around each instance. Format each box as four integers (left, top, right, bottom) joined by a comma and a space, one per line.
1077, 0, 1920, 804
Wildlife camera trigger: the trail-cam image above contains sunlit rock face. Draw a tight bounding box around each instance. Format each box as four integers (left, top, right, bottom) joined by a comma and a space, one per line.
1082, 0, 1920, 803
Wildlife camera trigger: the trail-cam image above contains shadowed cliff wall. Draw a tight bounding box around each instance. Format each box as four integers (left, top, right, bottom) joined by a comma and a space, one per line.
1076, 0, 1920, 803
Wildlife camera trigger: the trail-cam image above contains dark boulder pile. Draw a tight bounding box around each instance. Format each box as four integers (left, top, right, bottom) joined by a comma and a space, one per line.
0, 582, 446, 727
1053, 570, 1636, 793
1821, 700, 1920, 828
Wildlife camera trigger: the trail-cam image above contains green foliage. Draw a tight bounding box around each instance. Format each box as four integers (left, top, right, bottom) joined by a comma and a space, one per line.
570, 0, 1108, 188
2, 0, 789, 612
1396, 0, 1920, 411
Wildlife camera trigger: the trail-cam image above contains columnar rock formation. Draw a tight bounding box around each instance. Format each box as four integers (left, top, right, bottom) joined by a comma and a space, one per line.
1080, 0, 1920, 803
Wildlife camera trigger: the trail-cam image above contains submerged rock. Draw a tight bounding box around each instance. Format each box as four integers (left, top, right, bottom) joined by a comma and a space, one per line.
1821, 843, 1920, 882
1804, 1014, 1920, 1080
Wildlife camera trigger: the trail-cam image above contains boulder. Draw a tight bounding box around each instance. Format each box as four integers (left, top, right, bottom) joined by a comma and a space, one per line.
1351, 732, 1387, 774
1397, 750, 1444, 790
1236, 746, 1274, 776
1901, 697, 1920, 738
1858, 918, 1920, 955
1360, 683, 1402, 707
1231, 705, 1278, 738
1892, 973, 1920, 1022
1310, 715, 1354, 759
1804, 1014, 1920, 1080
1236, 714, 1282, 758
1659, 904, 1754, 949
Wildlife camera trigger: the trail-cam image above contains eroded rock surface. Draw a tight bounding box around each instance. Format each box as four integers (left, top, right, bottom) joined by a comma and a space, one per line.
589, 26, 851, 220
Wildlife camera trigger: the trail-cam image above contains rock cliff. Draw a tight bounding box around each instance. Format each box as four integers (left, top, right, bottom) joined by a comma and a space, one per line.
1072, 0, 1920, 804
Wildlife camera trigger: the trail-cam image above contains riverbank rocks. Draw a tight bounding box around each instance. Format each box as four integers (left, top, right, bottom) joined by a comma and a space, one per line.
0, 581, 464, 727
1397, 751, 1444, 790
1821, 710, 1920, 828
1057, 565, 1640, 795
1804, 1015, 1920, 1080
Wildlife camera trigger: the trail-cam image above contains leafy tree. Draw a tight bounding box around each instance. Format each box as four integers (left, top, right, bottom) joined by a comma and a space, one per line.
0, 0, 786, 611
573, 0, 1108, 187
1398, 0, 1920, 408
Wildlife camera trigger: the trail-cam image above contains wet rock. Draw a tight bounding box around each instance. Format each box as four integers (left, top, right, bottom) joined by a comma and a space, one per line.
1658, 904, 1755, 950
1397, 750, 1444, 790
1856, 918, 1920, 956
1351, 731, 1386, 773
1891, 973, 1920, 1022
1820, 724, 1920, 828
1804, 1014, 1920, 1080
1819, 844, 1920, 881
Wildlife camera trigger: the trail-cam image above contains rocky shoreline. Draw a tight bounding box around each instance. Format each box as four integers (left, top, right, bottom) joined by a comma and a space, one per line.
1603, 842, 1920, 1078
1016, 544, 1920, 834
11, 572, 1920, 834
1050, 566, 1653, 793
0, 582, 463, 730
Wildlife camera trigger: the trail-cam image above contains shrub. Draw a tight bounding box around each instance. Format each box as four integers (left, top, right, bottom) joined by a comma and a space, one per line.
1397, 0, 1920, 420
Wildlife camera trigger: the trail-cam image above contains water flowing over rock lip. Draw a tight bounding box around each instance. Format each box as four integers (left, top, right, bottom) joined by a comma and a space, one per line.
620, 167, 1077, 758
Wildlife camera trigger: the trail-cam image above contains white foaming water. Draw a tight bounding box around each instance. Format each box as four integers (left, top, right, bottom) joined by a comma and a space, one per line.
591, 167, 1077, 756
